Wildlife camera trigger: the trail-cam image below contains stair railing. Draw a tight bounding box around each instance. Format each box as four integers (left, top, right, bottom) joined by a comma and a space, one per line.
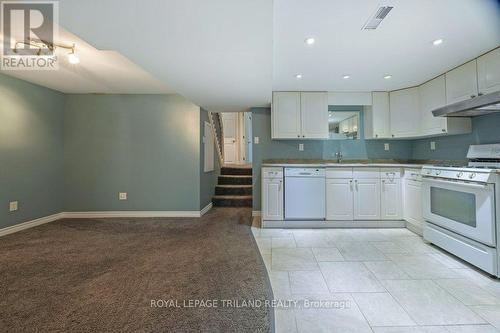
208, 112, 224, 164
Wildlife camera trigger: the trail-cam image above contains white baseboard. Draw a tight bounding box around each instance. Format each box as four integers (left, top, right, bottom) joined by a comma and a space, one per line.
252, 210, 261, 217
0, 213, 64, 237
200, 203, 213, 216
262, 219, 406, 229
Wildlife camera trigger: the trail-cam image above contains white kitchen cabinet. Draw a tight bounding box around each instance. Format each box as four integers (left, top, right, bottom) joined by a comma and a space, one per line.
381, 178, 402, 220
419, 75, 472, 137
403, 169, 423, 234
364, 92, 391, 139
300, 92, 329, 138
477, 48, 500, 95
272, 92, 301, 139
446, 60, 479, 104
262, 168, 284, 220
353, 179, 381, 220
326, 179, 354, 220
272, 91, 328, 139
389, 87, 420, 138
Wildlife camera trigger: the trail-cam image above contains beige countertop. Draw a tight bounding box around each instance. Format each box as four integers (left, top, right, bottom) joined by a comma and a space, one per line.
261, 159, 464, 168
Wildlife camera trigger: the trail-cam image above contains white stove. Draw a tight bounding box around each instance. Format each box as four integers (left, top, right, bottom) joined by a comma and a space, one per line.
422, 144, 500, 277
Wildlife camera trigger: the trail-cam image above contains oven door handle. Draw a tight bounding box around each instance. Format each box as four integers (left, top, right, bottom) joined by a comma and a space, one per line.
422, 177, 492, 190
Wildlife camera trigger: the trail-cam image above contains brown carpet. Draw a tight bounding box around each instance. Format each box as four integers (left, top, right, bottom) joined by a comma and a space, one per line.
0, 208, 273, 332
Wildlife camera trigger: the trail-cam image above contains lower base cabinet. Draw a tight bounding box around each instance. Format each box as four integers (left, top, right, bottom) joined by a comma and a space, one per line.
353, 179, 381, 220
404, 178, 423, 231
262, 168, 284, 220
381, 178, 402, 220
326, 179, 354, 220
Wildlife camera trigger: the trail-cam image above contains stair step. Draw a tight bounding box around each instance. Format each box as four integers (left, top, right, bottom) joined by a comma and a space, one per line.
218, 175, 252, 185
212, 195, 253, 207
221, 166, 252, 176
215, 185, 252, 195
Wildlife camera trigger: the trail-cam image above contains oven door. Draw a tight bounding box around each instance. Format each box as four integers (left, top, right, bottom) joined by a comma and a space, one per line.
422, 177, 496, 246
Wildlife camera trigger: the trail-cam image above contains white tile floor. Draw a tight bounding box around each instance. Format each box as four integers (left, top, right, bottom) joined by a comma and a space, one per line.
251, 227, 500, 333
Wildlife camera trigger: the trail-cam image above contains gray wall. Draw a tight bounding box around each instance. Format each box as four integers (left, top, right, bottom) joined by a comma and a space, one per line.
199, 109, 220, 209
64, 94, 202, 211
411, 113, 500, 161
0, 74, 64, 228
251, 107, 413, 210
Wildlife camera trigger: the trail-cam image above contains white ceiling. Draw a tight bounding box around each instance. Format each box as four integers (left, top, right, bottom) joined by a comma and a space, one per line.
3, 1, 500, 111
57, 0, 273, 112
1, 27, 171, 94
273, 0, 500, 91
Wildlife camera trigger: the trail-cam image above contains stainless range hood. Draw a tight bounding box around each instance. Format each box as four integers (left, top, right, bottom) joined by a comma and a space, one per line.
432, 91, 500, 117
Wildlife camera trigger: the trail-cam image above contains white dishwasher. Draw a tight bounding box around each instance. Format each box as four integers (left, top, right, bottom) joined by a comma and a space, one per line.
285, 168, 326, 220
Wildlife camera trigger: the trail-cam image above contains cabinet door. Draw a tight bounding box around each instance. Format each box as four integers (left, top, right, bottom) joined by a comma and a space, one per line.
446, 60, 479, 104
353, 179, 381, 220
478, 48, 500, 95
381, 178, 402, 220
300, 92, 329, 139
372, 92, 391, 138
262, 178, 283, 220
389, 87, 420, 138
419, 75, 447, 135
404, 179, 423, 229
326, 179, 354, 220
272, 92, 301, 139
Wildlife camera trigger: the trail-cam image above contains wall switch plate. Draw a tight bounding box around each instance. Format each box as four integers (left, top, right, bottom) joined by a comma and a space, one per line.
9, 201, 18, 212
119, 192, 127, 200
384, 143, 390, 151
254, 137, 259, 144
298, 143, 304, 151
430, 141, 436, 150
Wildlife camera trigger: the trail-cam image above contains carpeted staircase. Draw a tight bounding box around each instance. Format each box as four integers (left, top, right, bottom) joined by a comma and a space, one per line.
212, 165, 252, 207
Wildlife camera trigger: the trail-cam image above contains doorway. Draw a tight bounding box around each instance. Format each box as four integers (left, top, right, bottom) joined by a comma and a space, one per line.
221, 112, 252, 165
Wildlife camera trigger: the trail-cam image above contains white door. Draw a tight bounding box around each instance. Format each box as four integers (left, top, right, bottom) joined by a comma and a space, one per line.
446, 60, 479, 104
389, 87, 420, 138
262, 178, 283, 220
371, 92, 391, 138
353, 179, 381, 220
222, 113, 237, 163
244, 112, 252, 163
477, 48, 500, 95
326, 179, 354, 220
272, 92, 301, 139
381, 178, 402, 220
419, 75, 447, 135
300, 92, 329, 139
404, 179, 423, 230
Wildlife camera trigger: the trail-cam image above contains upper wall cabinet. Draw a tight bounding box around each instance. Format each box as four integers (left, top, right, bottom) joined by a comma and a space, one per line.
272, 92, 328, 139
389, 87, 420, 138
364, 92, 391, 139
477, 48, 500, 95
445, 60, 479, 104
419, 75, 471, 136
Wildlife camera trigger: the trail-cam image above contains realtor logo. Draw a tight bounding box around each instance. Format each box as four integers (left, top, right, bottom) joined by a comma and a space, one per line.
1, 0, 59, 70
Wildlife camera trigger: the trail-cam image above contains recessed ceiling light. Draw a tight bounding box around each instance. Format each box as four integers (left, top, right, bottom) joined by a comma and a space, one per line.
295, 74, 303, 79
343, 75, 351, 79
433, 38, 443, 46
383, 75, 392, 79
305, 37, 315, 45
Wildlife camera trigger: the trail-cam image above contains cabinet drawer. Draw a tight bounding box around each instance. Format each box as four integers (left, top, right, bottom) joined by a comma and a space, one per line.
404, 168, 422, 181
380, 168, 401, 179
262, 167, 283, 178
353, 168, 380, 179
326, 168, 353, 179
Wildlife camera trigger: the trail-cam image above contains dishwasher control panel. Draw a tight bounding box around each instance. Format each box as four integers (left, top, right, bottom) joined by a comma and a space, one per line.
284, 168, 325, 177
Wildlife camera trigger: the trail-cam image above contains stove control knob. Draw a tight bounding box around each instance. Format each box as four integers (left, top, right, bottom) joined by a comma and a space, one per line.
435, 170, 441, 175
469, 173, 476, 179
426, 170, 432, 175
457, 172, 463, 178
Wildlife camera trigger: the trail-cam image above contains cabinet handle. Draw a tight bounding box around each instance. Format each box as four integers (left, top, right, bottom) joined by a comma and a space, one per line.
375, 134, 378, 138
349, 180, 353, 191
478, 93, 484, 96
302, 135, 305, 138
297, 135, 300, 138
470, 95, 476, 99
279, 180, 282, 191
354, 179, 358, 191
442, 129, 446, 132
382, 179, 385, 191
392, 134, 395, 138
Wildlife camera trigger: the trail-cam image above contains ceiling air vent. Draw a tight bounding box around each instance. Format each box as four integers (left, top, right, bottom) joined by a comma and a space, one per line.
362, 6, 393, 30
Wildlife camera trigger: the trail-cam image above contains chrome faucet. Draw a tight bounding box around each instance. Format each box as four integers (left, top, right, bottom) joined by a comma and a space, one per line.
335, 151, 343, 163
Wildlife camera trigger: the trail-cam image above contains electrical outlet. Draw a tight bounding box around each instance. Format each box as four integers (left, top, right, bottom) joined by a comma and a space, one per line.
430, 141, 436, 150
384, 143, 390, 151
119, 192, 127, 200
299, 143, 304, 151
254, 137, 259, 144
9, 201, 18, 212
